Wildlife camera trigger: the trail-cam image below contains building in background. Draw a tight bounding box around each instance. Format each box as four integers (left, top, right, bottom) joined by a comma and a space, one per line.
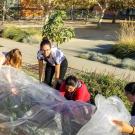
2, 0, 44, 20
20, 0, 43, 19
1, 0, 135, 20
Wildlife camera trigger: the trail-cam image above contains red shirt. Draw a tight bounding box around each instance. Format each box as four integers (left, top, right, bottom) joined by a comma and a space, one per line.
60, 80, 91, 102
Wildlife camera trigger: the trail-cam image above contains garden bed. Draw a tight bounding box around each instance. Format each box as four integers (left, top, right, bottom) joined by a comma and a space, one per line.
79, 51, 135, 71
22, 64, 131, 111
1, 26, 42, 44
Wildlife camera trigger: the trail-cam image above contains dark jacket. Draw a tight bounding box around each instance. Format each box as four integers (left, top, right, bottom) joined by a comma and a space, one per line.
131, 103, 135, 116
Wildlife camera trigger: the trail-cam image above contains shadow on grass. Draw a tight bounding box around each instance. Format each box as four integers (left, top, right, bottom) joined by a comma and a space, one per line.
83, 44, 114, 54
74, 22, 119, 41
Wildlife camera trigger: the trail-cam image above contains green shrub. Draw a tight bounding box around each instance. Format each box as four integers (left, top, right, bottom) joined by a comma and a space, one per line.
76, 72, 131, 111
3, 26, 30, 42
90, 53, 105, 63
23, 35, 41, 44
79, 51, 135, 71
79, 51, 121, 66
79, 52, 89, 59
23, 27, 41, 35
42, 11, 75, 47
121, 58, 135, 70
104, 54, 121, 66
111, 44, 135, 58
87, 52, 121, 66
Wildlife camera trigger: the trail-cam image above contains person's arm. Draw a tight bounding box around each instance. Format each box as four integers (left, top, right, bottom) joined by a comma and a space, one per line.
55, 64, 60, 80
38, 60, 44, 82
5, 72, 18, 95
113, 120, 135, 134
0, 55, 6, 65
53, 48, 64, 80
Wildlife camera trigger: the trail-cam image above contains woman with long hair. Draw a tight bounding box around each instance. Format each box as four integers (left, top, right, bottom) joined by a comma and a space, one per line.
0, 48, 22, 68
0, 48, 22, 95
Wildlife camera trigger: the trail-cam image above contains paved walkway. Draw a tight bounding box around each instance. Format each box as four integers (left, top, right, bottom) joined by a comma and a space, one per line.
1, 37, 135, 81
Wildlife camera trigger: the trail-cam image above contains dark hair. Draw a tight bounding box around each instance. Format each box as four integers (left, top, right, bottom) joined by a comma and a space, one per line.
125, 82, 135, 95
40, 38, 51, 50
65, 75, 78, 87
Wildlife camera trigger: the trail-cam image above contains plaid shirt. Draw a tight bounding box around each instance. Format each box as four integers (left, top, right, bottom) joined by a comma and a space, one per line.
37, 47, 65, 66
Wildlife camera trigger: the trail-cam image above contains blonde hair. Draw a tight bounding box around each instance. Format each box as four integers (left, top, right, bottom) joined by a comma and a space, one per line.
6, 48, 22, 68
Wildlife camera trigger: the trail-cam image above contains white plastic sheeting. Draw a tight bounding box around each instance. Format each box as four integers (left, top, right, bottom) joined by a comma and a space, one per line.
0, 65, 95, 135
77, 95, 131, 135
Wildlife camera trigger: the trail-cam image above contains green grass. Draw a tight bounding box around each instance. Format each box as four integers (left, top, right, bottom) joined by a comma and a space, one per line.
2, 26, 42, 44
22, 64, 39, 79
22, 27, 42, 35
3, 26, 30, 42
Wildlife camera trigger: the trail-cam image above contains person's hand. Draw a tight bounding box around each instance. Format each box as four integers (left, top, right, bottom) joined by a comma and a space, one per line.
53, 78, 60, 89
53, 80, 58, 88
113, 120, 133, 133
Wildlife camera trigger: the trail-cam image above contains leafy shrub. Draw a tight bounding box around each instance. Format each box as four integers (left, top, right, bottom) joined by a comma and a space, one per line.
2, 27, 42, 44
79, 51, 135, 71
87, 52, 121, 66
90, 53, 105, 63
89, 52, 105, 63
111, 44, 135, 58
79, 53, 90, 59
42, 11, 75, 47
111, 21, 135, 58
121, 58, 135, 70
3, 26, 30, 42
76, 72, 131, 111
103, 54, 121, 66
23, 27, 41, 35
23, 35, 41, 44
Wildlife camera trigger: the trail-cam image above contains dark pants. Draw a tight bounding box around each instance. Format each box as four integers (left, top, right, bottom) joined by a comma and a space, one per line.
44, 58, 68, 86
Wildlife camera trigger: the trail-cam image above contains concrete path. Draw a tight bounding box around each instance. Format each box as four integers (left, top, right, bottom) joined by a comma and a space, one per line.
60, 22, 117, 56
0, 37, 135, 81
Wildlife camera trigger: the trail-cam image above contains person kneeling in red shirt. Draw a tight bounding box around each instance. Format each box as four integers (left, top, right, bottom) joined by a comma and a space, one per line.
60, 75, 91, 102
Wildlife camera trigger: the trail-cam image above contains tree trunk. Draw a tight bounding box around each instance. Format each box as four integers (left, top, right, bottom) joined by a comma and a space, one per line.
41, 0, 52, 24
81, 10, 84, 19
112, 11, 118, 24
85, 9, 90, 24
71, 5, 74, 21
2, 2, 6, 24
41, 6, 51, 25
97, 8, 106, 27
44, 13, 50, 23
112, 16, 116, 23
